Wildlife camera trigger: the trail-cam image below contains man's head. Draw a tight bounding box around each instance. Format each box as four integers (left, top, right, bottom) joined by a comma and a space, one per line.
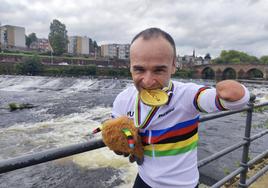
130, 28, 177, 91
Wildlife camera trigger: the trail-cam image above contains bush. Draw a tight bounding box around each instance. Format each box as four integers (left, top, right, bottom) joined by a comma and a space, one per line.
173, 70, 193, 78
0, 63, 16, 75
15, 54, 44, 75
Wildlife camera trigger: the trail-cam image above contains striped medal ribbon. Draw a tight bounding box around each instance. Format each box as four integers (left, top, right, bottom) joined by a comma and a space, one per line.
134, 81, 173, 129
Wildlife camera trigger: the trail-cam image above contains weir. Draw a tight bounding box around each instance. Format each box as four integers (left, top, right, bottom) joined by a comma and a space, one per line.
0, 95, 268, 187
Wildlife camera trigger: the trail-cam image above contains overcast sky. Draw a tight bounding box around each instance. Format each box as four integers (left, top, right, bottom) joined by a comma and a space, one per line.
1, 0, 268, 58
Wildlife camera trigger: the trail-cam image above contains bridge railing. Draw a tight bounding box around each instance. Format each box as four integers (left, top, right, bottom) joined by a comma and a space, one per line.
0, 96, 268, 188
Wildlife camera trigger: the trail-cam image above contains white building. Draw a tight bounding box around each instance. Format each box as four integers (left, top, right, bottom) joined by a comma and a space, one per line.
68, 36, 89, 55
101, 43, 130, 59
0, 25, 26, 49
117, 44, 130, 59
101, 44, 117, 58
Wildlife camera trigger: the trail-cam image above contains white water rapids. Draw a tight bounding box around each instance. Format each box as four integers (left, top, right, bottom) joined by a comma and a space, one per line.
0, 75, 267, 187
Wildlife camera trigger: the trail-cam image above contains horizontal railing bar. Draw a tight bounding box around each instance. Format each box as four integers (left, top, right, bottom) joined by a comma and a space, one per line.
198, 130, 268, 168
248, 150, 268, 167
211, 167, 244, 188
0, 101, 267, 178
246, 164, 268, 186
254, 102, 268, 108
250, 129, 268, 142
199, 101, 268, 123
199, 108, 249, 122
209, 150, 268, 187
198, 140, 247, 168
0, 139, 105, 174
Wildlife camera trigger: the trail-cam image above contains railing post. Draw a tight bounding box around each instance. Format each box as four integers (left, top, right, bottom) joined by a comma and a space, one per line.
239, 94, 256, 187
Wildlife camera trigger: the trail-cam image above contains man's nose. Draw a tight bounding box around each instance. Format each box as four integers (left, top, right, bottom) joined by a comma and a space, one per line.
142, 72, 155, 88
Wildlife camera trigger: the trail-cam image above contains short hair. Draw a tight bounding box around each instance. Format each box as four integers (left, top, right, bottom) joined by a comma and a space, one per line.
131, 27, 176, 59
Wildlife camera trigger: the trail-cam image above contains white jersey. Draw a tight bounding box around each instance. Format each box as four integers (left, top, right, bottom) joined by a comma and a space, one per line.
112, 81, 249, 188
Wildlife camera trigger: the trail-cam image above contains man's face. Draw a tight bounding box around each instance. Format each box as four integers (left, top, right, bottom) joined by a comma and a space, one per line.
130, 36, 176, 92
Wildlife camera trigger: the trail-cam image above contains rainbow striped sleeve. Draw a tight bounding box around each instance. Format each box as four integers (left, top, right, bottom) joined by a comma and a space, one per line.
215, 95, 228, 111
193, 86, 211, 112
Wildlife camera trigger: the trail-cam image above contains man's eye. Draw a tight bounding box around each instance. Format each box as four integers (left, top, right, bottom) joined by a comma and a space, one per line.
154, 69, 165, 73
134, 69, 144, 73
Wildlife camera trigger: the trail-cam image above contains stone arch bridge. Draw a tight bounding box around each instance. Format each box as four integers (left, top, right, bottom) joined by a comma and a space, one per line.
192, 64, 268, 80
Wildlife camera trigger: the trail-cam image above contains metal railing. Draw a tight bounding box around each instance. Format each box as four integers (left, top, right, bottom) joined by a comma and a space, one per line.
0, 96, 268, 188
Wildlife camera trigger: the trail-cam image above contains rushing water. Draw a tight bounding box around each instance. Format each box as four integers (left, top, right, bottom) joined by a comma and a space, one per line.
0, 75, 267, 187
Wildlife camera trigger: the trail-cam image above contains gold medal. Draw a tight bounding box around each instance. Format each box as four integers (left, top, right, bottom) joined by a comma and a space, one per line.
140, 89, 169, 106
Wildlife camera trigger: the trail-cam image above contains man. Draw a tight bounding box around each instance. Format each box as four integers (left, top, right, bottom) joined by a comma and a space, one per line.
111, 28, 250, 188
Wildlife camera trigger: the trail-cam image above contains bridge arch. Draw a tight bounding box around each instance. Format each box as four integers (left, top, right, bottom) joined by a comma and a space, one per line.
201, 67, 215, 79
222, 68, 236, 79
193, 64, 268, 80
246, 68, 264, 79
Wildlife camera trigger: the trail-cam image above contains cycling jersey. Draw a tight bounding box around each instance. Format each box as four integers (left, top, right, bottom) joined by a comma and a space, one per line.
112, 80, 250, 188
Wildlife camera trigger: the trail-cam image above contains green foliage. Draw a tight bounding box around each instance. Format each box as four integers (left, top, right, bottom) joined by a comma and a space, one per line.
213, 50, 259, 64
8, 103, 34, 111
173, 70, 193, 78
42, 65, 97, 76
25, 33, 37, 48
8, 103, 18, 111
48, 19, 68, 56
260, 56, 268, 64
16, 55, 44, 75
253, 106, 268, 113
223, 167, 230, 175
106, 68, 130, 77
235, 160, 240, 167
0, 63, 16, 74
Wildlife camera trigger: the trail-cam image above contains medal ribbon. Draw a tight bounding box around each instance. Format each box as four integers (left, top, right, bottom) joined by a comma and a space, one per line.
134, 81, 173, 129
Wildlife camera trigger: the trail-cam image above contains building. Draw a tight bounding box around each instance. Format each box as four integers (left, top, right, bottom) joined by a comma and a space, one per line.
101, 44, 117, 58
0, 25, 26, 49
68, 36, 89, 55
117, 44, 130, 59
101, 43, 130, 59
30, 38, 50, 51
177, 50, 212, 69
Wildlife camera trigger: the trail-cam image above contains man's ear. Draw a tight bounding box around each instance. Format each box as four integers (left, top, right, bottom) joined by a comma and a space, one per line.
171, 60, 177, 74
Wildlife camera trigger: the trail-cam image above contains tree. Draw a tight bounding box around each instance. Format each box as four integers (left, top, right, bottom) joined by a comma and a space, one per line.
48, 19, 68, 55
260, 56, 268, 64
214, 50, 259, 64
16, 55, 44, 75
25, 33, 37, 48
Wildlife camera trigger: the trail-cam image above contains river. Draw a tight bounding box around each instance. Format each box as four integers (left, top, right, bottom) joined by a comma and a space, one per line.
0, 75, 267, 187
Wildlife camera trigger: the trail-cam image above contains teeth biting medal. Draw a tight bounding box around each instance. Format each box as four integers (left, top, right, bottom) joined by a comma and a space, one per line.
140, 89, 169, 106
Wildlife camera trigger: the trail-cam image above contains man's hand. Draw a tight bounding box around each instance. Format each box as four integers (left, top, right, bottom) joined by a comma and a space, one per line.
216, 80, 245, 102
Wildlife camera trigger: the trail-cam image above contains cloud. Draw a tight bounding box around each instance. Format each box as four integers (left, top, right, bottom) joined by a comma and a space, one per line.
0, 0, 267, 57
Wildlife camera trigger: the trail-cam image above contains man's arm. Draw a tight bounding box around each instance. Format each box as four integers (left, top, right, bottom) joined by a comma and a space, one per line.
192, 80, 250, 113
216, 80, 245, 102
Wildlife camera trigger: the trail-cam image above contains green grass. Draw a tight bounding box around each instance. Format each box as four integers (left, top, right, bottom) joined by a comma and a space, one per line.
0, 52, 97, 61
